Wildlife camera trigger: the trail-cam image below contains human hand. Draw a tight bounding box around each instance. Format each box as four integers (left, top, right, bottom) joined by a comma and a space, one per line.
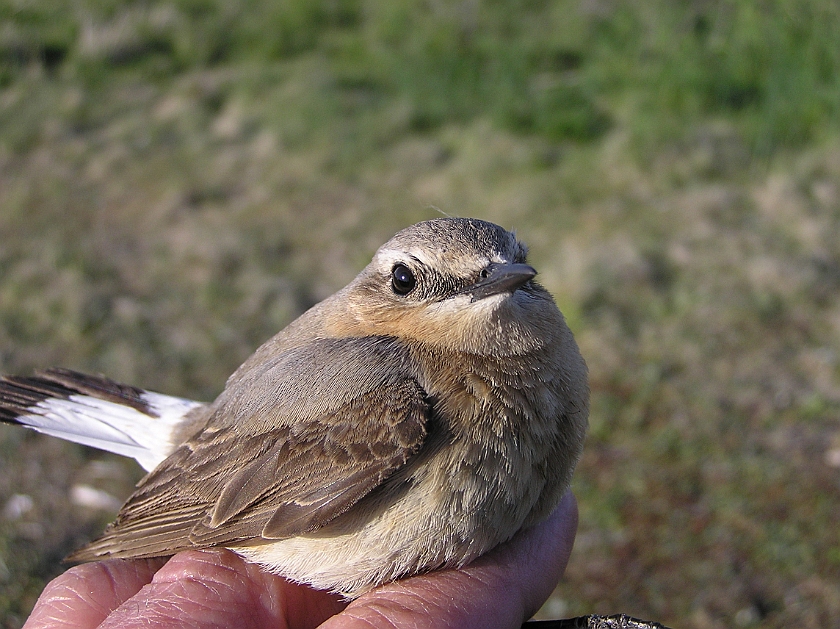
23, 491, 577, 629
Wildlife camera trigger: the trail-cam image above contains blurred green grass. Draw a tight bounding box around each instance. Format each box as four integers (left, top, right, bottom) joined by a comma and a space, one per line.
1, 1, 839, 627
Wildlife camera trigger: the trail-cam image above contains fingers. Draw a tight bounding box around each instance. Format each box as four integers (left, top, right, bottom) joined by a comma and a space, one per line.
24, 550, 346, 629
23, 557, 167, 629
320, 491, 579, 629
23, 493, 577, 629
93, 549, 346, 629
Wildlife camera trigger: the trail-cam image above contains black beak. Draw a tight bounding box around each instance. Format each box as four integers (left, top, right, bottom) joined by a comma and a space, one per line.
465, 262, 537, 301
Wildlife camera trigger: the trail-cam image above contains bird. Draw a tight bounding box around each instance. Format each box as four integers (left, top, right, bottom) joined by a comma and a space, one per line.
0, 217, 588, 597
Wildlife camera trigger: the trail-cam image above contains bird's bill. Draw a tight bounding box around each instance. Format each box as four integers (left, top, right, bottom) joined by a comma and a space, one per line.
464, 262, 537, 301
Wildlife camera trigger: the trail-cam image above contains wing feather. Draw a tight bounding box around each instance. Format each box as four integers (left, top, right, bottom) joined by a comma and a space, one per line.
70, 336, 429, 561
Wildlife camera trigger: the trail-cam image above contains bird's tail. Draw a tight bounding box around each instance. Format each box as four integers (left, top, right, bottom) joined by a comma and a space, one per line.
0, 368, 204, 471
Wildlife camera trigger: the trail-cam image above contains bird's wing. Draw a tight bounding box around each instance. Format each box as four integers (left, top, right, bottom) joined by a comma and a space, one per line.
69, 336, 429, 561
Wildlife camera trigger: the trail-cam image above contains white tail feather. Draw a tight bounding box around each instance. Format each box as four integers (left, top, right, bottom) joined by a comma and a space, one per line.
15, 392, 202, 471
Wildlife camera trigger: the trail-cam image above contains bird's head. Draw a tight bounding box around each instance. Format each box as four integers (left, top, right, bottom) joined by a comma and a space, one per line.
332, 218, 567, 356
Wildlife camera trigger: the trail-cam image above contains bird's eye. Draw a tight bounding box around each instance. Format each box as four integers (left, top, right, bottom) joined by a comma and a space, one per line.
391, 264, 416, 295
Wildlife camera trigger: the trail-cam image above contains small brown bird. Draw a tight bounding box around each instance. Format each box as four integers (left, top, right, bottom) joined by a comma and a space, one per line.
0, 217, 588, 597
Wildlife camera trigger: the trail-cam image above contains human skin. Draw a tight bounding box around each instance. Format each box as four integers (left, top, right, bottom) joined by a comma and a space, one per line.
23, 492, 577, 629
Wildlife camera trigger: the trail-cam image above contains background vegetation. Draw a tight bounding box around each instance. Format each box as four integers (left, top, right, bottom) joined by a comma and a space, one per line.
1, 1, 839, 627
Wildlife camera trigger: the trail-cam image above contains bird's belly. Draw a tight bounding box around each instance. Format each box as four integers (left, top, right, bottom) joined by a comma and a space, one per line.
231, 439, 531, 597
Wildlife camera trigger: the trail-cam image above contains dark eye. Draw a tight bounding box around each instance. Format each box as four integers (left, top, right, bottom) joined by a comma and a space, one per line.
391, 264, 416, 295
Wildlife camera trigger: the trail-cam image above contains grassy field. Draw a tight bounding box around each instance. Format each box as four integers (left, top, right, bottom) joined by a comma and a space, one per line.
1, 1, 839, 627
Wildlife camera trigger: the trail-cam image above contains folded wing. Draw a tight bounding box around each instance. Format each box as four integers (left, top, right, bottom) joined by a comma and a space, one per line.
70, 335, 429, 560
